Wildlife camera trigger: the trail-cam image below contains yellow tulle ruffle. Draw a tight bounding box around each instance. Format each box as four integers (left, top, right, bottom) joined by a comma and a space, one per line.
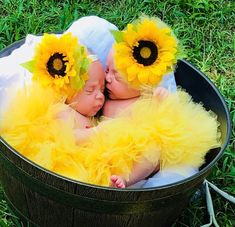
0, 84, 88, 182
0, 85, 220, 186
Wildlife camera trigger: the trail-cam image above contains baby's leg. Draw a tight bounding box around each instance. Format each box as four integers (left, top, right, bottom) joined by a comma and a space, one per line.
153, 87, 169, 101
110, 157, 157, 188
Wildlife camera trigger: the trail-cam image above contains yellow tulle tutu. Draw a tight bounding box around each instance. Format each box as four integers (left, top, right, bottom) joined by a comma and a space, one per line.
0, 85, 220, 186
0, 84, 88, 182
78, 91, 220, 186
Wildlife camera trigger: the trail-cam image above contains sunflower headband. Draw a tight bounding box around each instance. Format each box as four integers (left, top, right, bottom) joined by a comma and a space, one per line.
22, 33, 91, 97
111, 16, 182, 88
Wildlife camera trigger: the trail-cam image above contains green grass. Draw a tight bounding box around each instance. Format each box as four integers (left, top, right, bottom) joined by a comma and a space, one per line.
0, 0, 234, 226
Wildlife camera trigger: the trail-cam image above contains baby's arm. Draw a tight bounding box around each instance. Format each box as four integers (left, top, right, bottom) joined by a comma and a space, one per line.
110, 157, 157, 188
57, 108, 96, 144
74, 127, 95, 144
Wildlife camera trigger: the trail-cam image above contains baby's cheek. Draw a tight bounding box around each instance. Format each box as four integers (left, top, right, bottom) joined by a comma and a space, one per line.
111, 86, 120, 95
118, 87, 128, 96
92, 95, 99, 105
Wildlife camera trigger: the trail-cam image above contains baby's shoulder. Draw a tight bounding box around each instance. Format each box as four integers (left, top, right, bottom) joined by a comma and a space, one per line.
103, 99, 132, 118
57, 107, 92, 129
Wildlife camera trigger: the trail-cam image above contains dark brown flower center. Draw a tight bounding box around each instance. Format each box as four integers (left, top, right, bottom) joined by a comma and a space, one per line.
47, 53, 68, 77
133, 40, 158, 66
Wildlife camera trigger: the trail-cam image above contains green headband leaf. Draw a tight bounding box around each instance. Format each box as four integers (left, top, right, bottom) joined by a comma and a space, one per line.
110, 30, 123, 43
21, 60, 35, 73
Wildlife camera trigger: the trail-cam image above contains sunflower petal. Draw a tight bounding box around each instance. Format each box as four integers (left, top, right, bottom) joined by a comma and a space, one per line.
137, 70, 149, 84
126, 65, 138, 81
149, 72, 162, 85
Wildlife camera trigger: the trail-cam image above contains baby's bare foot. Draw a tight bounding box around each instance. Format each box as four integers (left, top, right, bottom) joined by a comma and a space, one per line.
153, 87, 169, 101
110, 175, 126, 188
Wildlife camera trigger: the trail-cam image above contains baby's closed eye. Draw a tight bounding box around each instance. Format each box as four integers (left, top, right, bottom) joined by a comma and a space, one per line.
85, 88, 94, 94
114, 74, 123, 82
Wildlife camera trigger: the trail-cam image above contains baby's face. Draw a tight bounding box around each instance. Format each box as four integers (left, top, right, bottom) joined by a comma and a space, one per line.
68, 61, 105, 117
105, 49, 140, 100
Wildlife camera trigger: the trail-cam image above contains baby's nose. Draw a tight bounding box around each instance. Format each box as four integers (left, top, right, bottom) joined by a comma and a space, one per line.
96, 91, 104, 99
105, 73, 112, 83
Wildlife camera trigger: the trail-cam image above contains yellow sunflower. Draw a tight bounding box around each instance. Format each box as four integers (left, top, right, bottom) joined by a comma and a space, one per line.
22, 33, 90, 96
112, 16, 181, 88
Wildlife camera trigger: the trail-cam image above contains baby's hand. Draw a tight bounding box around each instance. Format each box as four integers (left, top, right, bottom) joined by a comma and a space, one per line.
110, 175, 126, 188
153, 87, 169, 101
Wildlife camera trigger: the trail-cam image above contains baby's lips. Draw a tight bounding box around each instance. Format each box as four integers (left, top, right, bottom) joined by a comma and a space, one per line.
94, 104, 103, 111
